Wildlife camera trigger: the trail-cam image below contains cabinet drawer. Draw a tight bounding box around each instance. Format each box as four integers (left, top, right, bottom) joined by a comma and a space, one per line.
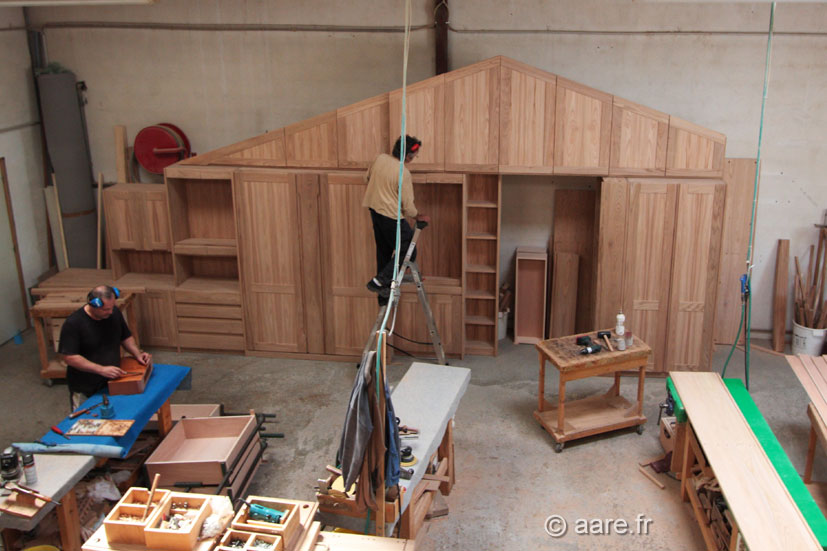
175, 289, 241, 306
175, 303, 242, 320
177, 317, 244, 335
178, 332, 245, 351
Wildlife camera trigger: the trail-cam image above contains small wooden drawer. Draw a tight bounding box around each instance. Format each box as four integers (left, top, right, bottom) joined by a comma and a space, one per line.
144, 493, 212, 551
177, 317, 244, 335
177, 332, 245, 351
176, 303, 243, 319
103, 484, 171, 546
175, 289, 241, 306
146, 403, 222, 431
217, 529, 283, 551
231, 497, 302, 549
145, 415, 257, 489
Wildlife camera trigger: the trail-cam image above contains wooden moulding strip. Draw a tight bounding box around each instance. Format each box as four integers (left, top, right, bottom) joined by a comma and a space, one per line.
773, 239, 790, 352
671, 371, 821, 551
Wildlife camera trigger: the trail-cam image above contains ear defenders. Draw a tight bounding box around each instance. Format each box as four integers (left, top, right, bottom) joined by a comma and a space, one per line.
87, 285, 120, 308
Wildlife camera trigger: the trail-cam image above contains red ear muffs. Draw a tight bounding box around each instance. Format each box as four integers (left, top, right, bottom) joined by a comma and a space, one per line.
410, 143, 420, 152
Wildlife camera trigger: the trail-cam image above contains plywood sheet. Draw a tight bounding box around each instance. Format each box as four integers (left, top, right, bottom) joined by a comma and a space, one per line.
666, 181, 725, 371
665, 116, 726, 177
498, 57, 556, 174
549, 251, 578, 338
444, 58, 500, 172
714, 158, 758, 345
285, 111, 338, 168
389, 74, 445, 171
670, 371, 821, 551
337, 93, 389, 168
553, 78, 612, 175
609, 97, 668, 176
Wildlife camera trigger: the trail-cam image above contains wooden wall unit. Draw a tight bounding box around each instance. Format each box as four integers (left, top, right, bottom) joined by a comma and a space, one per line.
444, 58, 500, 172
665, 181, 725, 371
621, 181, 677, 370
498, 57, 556, 174
609, 97, 668, 176
553, 78, 612, 175
285, 111, 338, 168
337, 94, 389, 169
389, 74, 445, 171
665, 116, 726, 177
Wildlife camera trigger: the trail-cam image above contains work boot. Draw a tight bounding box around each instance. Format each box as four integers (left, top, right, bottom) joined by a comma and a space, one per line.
366, 277, 390, 298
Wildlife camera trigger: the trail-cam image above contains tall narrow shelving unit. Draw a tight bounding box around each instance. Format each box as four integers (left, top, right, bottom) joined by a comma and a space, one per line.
463, 174, 501, 355
165, 166, 245, 352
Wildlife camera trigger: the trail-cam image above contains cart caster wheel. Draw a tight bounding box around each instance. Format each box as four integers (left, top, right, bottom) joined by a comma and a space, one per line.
42, 378, 53, 387
554, 442, 564, 453
636, 424, 645, 435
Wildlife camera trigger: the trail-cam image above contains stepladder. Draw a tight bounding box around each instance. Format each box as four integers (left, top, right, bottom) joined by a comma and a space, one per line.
361, 220, 448, 366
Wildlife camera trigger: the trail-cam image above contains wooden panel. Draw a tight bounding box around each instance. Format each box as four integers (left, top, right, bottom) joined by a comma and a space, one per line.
296, 174, 326, 355
177, 332, 244, 351
142, 188, 171, 250
621, 181, 677, 371
392, 293, 462, 356
671, 371, 822, 551
714, 158, 758, 345
235, 171, 306, 353
224, 129, 287, 167
319, 173, 377, 355
113, 251, 173, 279
337, 94, 389, 168
514, 247, 547, 344
609, 97, 668, 176
175, 303, 241, 319
551, 189, 598, 333
183, 181, 236, 240
174, 288, 240, 305
773, 239, 790, 352
666, 116, 726, 177
177, 316, 243, 335
104, 188, 142, 250
136, 290, 177, 347
666, 181, 725, 371
498, 57, 556, 174
412, 183, 462, 280
285, 111, 338, 168
594, 178, 628, 330
553, 77, 612, 175
444, 58, 500, 172
389, 74, 445, 171
549, 251, 579, 338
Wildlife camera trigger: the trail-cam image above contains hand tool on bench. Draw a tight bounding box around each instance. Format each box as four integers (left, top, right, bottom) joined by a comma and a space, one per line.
2, 481, 59, 505
141, 473, 161, 521
69, 401, 103, 419
597, 331, 614, 352
50, 425, 70, 440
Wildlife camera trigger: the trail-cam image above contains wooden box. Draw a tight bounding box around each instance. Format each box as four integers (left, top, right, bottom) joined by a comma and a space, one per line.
659, 416, 676, 454
513, 247, 548, 344
103, 487, 171, 544
217, 529, 283, 551
145, 415, 258, 495
109, 357, 153, 395
144, 492, 212, 551
231, 497, 302, 550
146, 403, 222, 431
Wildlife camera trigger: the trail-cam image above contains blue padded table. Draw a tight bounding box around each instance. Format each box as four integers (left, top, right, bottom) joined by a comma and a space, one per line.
16, 363, 191, 458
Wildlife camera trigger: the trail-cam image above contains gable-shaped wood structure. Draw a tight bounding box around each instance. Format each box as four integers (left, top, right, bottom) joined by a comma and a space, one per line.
103, 56, 737, 371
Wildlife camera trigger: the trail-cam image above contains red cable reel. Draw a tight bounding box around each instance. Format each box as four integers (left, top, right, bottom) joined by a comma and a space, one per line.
133, 123, 192, 175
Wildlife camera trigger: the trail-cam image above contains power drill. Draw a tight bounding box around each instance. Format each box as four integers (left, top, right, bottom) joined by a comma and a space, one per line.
245, 502, 287, 524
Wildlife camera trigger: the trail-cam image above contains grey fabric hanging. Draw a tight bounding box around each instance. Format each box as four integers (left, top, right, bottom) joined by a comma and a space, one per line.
336, 351, 375, 491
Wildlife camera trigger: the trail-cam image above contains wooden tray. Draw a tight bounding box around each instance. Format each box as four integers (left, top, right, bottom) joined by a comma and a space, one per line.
231, 497, 301, 550
217, 529, 283, 551
144, 492, 211, 551
109, 358, 153, 395
103, 487, 171, 545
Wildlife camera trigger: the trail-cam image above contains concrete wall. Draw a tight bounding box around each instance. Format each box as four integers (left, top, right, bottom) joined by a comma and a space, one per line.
13, 1, 827, 334
0, 8, 49, 297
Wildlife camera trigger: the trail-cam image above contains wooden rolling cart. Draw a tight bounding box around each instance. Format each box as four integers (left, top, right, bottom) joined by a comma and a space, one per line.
534, 330, 650, 452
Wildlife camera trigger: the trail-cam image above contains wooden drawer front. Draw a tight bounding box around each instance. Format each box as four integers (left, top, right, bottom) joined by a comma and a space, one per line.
175, 289, 241, 306
177, 332, 245, 351
176, 303, 242, 320
177, 317, 243, 335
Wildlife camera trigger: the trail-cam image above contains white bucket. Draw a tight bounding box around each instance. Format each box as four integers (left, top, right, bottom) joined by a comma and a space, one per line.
498, 311, 508, 341
792, 321, 827, 356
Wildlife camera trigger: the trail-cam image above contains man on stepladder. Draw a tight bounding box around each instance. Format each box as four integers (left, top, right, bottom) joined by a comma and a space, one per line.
363, 135, 430, 303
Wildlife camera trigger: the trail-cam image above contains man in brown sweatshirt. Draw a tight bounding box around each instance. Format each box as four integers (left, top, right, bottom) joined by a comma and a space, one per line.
362, 135, 429, 302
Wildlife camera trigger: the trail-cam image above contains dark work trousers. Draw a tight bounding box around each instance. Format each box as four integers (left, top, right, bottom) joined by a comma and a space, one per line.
369, 209, 417, 299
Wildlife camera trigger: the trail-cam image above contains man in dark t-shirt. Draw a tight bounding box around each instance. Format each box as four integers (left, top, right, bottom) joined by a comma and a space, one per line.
59, 285, 151, 409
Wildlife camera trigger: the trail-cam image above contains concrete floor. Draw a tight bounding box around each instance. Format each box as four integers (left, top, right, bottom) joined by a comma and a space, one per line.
0, 330, 821, 550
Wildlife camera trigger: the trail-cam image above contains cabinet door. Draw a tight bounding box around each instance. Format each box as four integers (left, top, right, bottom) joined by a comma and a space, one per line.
235, 171, 307, 353
444, 58, 500, 172
392, 292, 462, 356
553, 77, 612, 175
319, 173, 377, 356
142, 189, 171, 250
104, 189, 143, 249
621, 181, 677, 371
137, 290, 177, 347
666, 181, 725, 371
389, 75, 445, 171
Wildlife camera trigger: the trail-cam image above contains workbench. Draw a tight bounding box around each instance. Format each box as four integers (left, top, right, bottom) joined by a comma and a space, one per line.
29, 291, 140, 382
534, 330, 650, 451
0, 454, 96, 551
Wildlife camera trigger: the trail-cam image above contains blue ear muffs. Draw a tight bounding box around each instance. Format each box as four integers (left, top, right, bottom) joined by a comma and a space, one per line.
88, 286, 120, 308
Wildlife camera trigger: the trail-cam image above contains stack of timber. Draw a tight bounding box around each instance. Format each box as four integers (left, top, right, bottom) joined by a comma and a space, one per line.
794, 227, 827, 329
687, 471, 740, 551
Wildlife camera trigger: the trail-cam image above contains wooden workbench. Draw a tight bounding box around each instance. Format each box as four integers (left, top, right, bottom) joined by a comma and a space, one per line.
534, 330, 651, 451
